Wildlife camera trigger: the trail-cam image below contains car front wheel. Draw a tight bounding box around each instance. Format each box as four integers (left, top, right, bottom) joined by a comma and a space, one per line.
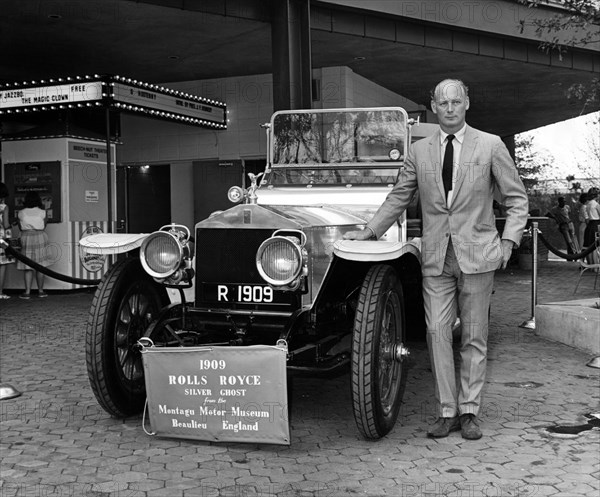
86, 257, 168, 418
351, 264, 407, 439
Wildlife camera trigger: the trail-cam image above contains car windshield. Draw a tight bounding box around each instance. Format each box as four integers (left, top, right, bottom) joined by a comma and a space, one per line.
267, 109, 407, 186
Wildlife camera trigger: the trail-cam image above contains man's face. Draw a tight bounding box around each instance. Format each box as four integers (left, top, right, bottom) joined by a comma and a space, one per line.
431, 80, 470, 134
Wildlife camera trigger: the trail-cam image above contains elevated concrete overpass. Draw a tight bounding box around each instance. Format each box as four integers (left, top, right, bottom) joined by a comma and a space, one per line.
0, 0, 598, 137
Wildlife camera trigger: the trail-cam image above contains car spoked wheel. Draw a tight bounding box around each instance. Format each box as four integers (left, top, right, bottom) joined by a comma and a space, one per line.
86, 257, 168, 418
352, 264, 406, 439
114, 285, 158, 391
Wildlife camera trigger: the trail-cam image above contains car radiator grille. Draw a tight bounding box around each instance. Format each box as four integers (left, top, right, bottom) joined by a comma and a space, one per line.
195, 228, 272, 283
193, 227, 302, 310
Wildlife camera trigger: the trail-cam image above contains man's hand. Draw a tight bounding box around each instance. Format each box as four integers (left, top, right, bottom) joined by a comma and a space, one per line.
344, 226, 375, 240
501, 239, 515, 269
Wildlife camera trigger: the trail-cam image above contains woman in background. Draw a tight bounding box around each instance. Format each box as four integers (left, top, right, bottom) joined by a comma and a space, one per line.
0, 182, 14, 299
17, 191, 52, 299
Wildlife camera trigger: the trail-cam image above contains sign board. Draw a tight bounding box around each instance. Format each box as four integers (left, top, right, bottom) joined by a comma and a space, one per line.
0, 82, 103, 110
141, 344, 290, 445
112, 83, 226, 126
85, 190, 99, 203
79, 226, 106, 273
68, 142, 109, 162
0, 75, 226, 129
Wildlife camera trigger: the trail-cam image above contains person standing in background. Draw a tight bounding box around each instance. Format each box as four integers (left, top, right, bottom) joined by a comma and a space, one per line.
549, 196, 579, 255
584, 187, 600, 264
0, 182, 15, 299
576, 192, 589, 251
17, 191, 52, 299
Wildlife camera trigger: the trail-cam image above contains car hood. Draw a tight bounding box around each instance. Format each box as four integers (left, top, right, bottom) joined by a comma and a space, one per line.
196, 203, 374, 230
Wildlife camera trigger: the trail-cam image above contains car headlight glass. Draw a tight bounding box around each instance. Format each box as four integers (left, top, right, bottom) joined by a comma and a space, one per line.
256, 236, 302, 286
140, 232, 183, 278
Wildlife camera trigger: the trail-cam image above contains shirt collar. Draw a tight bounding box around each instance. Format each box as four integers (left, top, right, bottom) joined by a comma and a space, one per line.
440, 124, 467, 145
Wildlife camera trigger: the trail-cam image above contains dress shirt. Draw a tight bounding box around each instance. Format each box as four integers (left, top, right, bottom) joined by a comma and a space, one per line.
439, 124, 466, 207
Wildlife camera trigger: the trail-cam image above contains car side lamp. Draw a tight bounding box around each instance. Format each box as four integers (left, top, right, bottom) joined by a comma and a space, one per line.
228, 172, 264, 205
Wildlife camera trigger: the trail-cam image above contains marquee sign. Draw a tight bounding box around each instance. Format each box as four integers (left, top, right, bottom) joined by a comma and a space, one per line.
0, 75, 227, 129
0, 82, 103, 108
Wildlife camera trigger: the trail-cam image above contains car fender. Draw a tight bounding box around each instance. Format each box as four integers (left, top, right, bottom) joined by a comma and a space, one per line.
333, 238, 421, 263
81, 232, 195, 305
79, 233, 149, 255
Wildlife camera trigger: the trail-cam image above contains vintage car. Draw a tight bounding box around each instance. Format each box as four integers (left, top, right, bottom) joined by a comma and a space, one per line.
81, 107, 434, 440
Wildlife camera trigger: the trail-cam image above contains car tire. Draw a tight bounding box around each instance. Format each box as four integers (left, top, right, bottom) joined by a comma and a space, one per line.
351, 264, 406, 440
86, 257, 168, 418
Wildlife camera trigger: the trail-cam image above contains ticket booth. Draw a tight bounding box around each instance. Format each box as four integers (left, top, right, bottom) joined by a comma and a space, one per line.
2, 136, 116, 290
0, 74, 227, 291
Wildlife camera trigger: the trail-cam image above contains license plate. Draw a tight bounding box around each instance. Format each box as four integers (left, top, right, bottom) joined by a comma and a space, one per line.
205, 284, 279, 304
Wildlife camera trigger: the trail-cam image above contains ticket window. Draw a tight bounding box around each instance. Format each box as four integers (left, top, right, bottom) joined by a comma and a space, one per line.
3, 161, 62, 225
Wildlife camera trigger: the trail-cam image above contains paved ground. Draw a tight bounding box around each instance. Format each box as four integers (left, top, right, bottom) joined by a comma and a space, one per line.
1, 260, 599, 497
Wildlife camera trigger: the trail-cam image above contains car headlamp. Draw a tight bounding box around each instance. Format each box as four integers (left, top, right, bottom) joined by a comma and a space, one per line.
140, 231, 185, 279
256, 231, 306, 287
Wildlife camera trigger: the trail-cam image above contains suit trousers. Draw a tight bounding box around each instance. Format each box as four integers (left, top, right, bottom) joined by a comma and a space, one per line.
422, 239, 495, 418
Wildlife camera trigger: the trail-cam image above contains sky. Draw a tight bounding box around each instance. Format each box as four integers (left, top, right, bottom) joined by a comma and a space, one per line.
520, 111, 600, 181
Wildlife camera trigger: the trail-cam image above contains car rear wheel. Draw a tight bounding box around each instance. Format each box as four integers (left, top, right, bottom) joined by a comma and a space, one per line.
86, 257, 168, 418
351, 264, 407, 439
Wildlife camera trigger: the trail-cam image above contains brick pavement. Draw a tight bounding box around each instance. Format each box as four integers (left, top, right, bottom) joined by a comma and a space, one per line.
0, 260, 599, 497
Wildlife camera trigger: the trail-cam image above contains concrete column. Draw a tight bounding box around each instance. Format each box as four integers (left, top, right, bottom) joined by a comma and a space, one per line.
271, 0, 312, 111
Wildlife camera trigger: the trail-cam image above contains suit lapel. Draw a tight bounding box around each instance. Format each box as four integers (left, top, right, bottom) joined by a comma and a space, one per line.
428, 131, 446, 200
452, 125, 478, 200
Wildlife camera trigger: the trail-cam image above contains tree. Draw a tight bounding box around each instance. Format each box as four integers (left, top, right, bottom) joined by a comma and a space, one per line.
518, 0, 600, 114
515, 134, 547, 193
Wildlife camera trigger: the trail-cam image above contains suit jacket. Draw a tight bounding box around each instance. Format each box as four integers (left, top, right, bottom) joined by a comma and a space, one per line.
368, 125, 529, 276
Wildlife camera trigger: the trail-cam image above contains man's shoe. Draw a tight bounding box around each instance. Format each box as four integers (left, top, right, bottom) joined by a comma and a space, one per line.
460, 414, 482, 440
427, 416, 460, 438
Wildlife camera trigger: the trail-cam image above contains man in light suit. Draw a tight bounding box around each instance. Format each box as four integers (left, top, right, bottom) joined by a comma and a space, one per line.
344, 79, 529, 439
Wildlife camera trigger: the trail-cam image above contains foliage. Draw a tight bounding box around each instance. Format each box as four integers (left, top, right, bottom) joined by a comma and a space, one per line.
579, 112, 600, 185
566, 174, 583, 191
518, 0, 600, 114
514, 134, 547, 193
565, 78, 600, 114
518, 0, 600, 49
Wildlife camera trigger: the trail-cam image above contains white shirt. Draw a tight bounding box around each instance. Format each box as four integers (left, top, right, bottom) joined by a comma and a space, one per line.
439, 124, 467, 207
588, 198, 600, 220
18, 207, 46, 230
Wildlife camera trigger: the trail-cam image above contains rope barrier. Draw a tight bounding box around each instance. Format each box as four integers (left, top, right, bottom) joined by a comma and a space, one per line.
1, 240, 101, 286
534, 231, 599, 261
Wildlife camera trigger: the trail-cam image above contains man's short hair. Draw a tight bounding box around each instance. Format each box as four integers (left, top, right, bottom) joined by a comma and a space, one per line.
430, 79, 469, 101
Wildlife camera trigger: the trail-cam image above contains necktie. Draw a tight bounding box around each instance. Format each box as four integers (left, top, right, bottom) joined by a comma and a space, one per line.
442, 134, 455, 198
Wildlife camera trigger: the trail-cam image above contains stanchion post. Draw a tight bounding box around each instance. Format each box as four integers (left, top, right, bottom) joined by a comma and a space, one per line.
520, 222, 538, 329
